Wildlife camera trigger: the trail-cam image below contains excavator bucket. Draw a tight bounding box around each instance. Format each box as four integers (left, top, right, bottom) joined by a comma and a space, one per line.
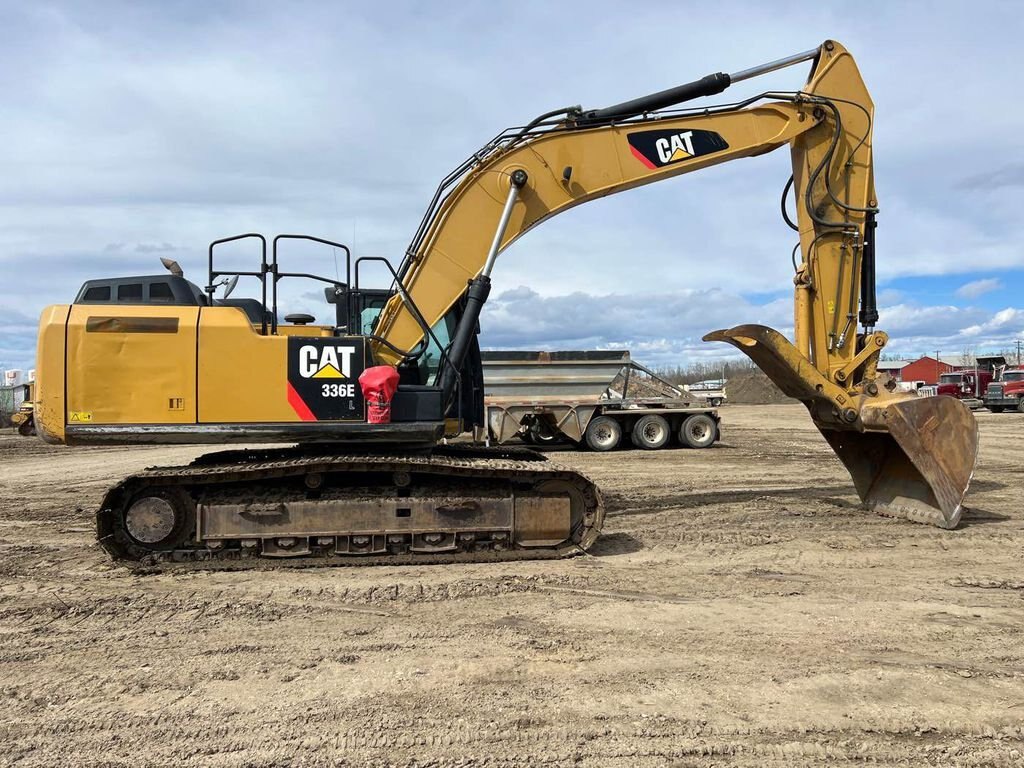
823, 397, 978, 528
705, 325, 979, 529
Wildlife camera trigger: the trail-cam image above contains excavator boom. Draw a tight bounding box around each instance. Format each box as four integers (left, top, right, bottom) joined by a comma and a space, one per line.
372, 40, 977, 528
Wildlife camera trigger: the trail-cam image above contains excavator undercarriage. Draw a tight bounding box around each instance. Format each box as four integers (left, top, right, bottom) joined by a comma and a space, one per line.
97, 445, 603, 567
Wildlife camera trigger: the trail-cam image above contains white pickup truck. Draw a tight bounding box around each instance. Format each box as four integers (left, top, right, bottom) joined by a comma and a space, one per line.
682, 379, 727, 407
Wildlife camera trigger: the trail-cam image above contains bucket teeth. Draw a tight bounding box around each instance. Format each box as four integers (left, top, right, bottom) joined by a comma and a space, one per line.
705, 324, 979, 529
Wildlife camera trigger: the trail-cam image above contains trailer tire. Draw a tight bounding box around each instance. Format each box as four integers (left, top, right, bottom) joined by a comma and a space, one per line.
679, 414, 717, 449
989, 405, 1005, 414
631, 415, 670, 450
709, 397, 722, 407
585, 416, 621, 452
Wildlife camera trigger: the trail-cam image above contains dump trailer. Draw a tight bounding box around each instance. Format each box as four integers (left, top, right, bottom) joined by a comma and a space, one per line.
483, 351, 720, 451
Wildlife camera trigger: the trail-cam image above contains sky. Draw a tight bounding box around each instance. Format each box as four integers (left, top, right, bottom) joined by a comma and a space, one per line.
1, 1, 1022, 372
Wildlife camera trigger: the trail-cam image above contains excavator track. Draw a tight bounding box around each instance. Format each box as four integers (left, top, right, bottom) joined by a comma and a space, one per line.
96, 445, 604, 569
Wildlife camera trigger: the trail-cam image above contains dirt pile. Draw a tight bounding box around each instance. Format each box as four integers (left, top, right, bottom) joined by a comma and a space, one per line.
727, 369, 797, 404
609, 370, 679, 399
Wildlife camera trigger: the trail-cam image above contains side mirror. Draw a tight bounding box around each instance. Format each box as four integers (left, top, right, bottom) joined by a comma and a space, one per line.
222, 274, 239, 299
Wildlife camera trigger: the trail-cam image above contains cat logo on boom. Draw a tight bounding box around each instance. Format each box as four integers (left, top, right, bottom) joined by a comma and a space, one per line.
627, 128, 730, 170
657, 131, 696, 163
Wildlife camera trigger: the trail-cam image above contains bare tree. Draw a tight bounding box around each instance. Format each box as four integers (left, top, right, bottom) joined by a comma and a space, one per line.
657, 358, 756, 385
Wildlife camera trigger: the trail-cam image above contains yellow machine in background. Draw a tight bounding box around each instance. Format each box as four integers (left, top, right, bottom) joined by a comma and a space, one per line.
10, 382, 35, 436
34, 40, 978, 565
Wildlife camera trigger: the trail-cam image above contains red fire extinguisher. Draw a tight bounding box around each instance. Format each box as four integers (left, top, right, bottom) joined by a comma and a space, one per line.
358, 366, 400, 424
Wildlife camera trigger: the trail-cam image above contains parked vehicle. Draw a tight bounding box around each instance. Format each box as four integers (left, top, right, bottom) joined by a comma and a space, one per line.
984, 369, 1024, 413
935, 370, 993, 410
895, 380, 927, 394
683, 379, 727, 407
11, 383, 35, 436
1, 381, 34, 435
482, 351, 720, 451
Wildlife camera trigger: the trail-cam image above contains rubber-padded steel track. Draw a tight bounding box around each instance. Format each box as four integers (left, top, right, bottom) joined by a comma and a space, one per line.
96, 445, 604, 569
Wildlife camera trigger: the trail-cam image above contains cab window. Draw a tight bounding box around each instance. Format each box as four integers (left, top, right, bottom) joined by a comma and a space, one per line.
83, 285, 111, 302
421, 315, 453, 383
149, 282, 174, 302
117, 283, 143, 302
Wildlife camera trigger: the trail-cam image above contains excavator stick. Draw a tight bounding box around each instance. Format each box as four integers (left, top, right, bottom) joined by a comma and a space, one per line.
705, 325, 979, 529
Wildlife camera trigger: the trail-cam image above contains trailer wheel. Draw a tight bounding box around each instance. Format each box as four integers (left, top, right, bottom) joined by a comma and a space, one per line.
989, 406, 1005, 414
631, 415, 670, 450
585, 416, 621, 452
709, 397, 722, 407
679, 414, 717, 449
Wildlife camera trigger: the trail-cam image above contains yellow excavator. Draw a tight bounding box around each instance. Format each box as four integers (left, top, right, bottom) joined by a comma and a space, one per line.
33, 40, 978, 565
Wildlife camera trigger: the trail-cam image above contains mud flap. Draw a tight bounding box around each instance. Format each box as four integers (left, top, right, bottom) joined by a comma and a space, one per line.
705, 324, 979, 529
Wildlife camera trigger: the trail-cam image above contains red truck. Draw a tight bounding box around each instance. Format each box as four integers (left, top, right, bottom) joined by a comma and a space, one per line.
935, 370, 993, 408
984, 369, 1024, 413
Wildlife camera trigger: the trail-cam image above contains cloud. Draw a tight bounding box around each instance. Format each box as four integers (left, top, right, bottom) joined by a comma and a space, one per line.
957, 164, 1024, 192
134, 242, 181, 254
0, 309, 41, 370
879, 303, 987, 339
1, 3, 1023, 373
955, 278, 1002, 300
481, 285, 791, 355
877, 288, 905, 305
875, 303, 1024, 359
959, 308, 1024, 338
478, 289, 1024, 367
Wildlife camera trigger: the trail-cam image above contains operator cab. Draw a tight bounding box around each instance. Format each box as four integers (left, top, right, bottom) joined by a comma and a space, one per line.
76, 275, 204, 306
74, 273, 273, 327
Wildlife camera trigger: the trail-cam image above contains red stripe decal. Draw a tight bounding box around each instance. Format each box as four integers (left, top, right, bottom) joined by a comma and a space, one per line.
287, 382, 316, 421
630, 145, 657, 170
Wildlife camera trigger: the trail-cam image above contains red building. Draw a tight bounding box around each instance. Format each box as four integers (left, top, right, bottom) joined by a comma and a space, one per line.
899, 356, 959, 386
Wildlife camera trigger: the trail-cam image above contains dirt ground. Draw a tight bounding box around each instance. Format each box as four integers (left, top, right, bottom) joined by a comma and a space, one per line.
1, 404, 1022, 767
